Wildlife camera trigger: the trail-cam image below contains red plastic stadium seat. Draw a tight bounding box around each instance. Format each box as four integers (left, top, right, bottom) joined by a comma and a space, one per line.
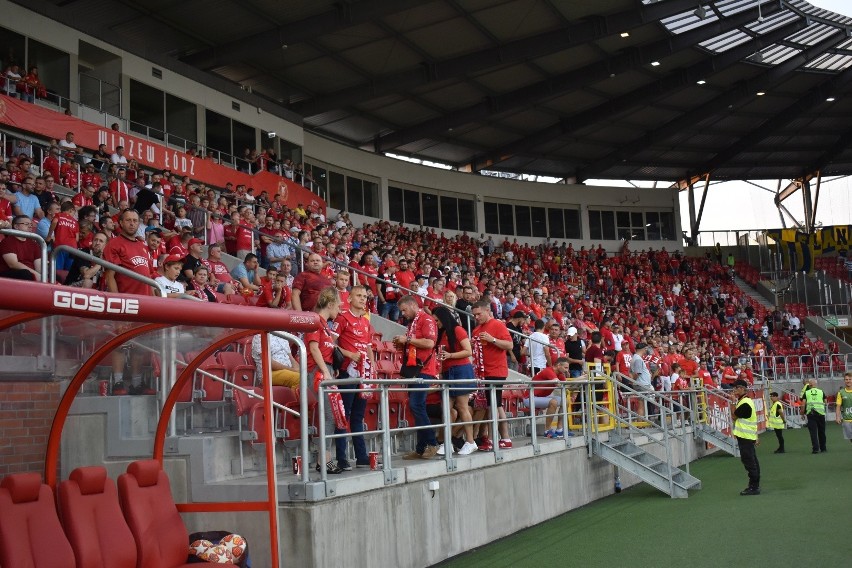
118, 460, 215, 568
59, 466, 137, 568
0, 472, 75, 568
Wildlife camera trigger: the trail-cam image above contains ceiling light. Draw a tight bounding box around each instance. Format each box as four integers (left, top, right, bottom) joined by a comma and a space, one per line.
756, 91, 765, 96
620, 32, 630, 38
651, 61, 661, 66
694, 5, 707, 19
826, 96, 836, 102
696, 79, 706, 85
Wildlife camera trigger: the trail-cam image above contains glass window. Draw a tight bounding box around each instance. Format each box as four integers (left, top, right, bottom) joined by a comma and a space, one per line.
498, 204, 514, 236
232, 120, 256, 169
388, 186, 404, 222
589, 210, 602, 240
600, 211, 616, 240
564, 209, 581, 239
204, 109, 231, 162
646, 212, 661, 240
422, 193, 439, 228
440, 196, 459, 231
660, 212, 676, 240
328, 171, 345, 210
364, 181, 378, 217
548, 208, 565, 239
307, 164, 328, 202
347, 177, 364, 215
631, 212, 644, 228
515, 205, 531, 237
531, 207, 547, 238
165, 93, 197, 149
458, 199, 476, 232
616, 211, 630, 228
484, 202, 499, 234
130, 80, 165, 141
404, 189, 420, 225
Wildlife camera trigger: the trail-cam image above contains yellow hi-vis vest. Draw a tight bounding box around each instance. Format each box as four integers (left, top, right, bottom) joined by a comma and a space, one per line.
732, 397, 758, 440
768, 400, 784, 430
805, 388, 826, 415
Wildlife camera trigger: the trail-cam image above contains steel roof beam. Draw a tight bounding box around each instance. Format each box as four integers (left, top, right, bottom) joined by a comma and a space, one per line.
181, 0, 425, 70
374, 1, 782, 153
290, 0, 702, 117
469, 18, 805, 174
693, 65, 852, 175
576, 30, 847, 181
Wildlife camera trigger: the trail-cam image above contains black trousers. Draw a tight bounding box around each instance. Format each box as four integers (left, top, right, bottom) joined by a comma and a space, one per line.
736, 437, 760, 489
807, 412, 827, 452
774, 428, 784, 451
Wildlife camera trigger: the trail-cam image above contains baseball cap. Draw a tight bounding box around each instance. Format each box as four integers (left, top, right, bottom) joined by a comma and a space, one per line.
144, 226, 163, 235
188, 238, 204, 246
383, 260, 396, 268
635, 342, 647, 351
416, 274, 428, 280
162, 254, 184, 265
567, 326, 578, 336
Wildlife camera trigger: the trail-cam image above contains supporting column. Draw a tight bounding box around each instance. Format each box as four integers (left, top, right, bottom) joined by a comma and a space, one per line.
801, 178, 813, 234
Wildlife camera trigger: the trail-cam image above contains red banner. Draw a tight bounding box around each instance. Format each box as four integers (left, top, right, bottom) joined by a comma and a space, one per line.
0, 96, 325, 212
705, 388, 767, 436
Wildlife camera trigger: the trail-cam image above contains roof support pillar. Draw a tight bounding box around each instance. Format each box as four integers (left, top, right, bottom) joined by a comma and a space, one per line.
801, 177, 813, 234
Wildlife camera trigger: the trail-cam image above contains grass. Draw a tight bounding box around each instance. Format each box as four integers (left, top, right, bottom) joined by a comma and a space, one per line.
438, 424, 850, 568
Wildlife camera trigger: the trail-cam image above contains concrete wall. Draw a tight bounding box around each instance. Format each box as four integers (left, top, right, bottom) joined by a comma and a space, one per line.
278, 435, 709, 568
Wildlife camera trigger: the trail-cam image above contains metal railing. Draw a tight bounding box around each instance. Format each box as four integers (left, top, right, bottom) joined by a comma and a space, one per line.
48, 245, 165, 297
313, 375, 609, 482
708, 354, 850, 383
78, 74, 122, 117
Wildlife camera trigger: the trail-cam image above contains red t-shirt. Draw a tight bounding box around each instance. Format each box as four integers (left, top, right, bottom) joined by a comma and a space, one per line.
0, 237, 41, 271
306, 325, 335, 370
532, 366, 565, 397
102, 234, 153, 295
235, 225, 253, 252
71, 192, 93, 209
334, 309, 374, 370
0, 199, 12, 222
256, 283, 291, 308
472, 318, 511, 378
53, 212, 78, 248
202, 259, 233, 284
407, 311, 438, 376
679, 359, 699, 378
438, 325, 470, 370
585, 344, 605, 364
109, 179, 130, 204
292, 270, 332, 312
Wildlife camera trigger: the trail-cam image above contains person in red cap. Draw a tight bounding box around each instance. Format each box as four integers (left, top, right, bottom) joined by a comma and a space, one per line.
378, 259, 401, 321
154, 254, 186, 298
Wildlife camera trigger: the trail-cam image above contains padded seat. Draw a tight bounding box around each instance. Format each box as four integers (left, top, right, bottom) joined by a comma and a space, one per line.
59, 466, 137, 568
0, 472, 75, 568
118, 460, 230, 567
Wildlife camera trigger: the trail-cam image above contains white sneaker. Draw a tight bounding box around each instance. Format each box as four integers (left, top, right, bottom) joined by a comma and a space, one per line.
436, 443, 445, 455
458, 441, 478, 456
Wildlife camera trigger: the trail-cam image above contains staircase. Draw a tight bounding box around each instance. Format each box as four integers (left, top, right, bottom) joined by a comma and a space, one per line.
733, 275, 774, 311
694, 423, 740, 457
591, 435, 701, 498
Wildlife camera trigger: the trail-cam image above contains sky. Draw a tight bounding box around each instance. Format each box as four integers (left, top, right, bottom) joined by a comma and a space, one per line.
590, 0, 852, 244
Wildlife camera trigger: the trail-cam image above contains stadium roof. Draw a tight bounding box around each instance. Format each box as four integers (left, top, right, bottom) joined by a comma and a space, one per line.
22, 0, 852, 182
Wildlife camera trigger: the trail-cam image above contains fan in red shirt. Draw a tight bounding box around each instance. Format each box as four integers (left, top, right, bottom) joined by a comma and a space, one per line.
46, 201, 79, 271
201, 243, 236, 294
103, 209, 154, 296
72, 183, 95, 209
392, 295, 440, 459
471, 300, 513, 449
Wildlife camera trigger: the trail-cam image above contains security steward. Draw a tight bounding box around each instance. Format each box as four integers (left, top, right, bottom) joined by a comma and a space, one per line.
801, 378, 827, 454
731, 379, 760, 495
767, 392, 785, 454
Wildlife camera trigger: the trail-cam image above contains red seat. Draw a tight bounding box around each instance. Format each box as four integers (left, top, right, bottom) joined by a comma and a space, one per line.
59, 466, 137, 568
118, 460, 212, 568
0, 472, 75, 568
217, 351, 257, 390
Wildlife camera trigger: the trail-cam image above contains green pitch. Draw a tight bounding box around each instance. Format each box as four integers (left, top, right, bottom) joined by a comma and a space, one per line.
439, 424, 848, 567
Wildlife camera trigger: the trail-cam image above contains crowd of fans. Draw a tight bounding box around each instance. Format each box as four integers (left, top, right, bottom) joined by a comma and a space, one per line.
0, 121, 848, 462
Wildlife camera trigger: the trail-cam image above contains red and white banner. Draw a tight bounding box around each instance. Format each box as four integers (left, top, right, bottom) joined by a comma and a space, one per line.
0, 96, 325, 212
705, 388, 767, 436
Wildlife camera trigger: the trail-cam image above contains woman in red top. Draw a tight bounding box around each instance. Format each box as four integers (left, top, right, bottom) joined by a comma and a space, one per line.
433, 306, 478, 455
305, 286, 344, 474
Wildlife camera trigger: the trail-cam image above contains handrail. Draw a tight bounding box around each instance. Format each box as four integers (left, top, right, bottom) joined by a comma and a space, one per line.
48, 244, 165, 296
0, 228, 48, 282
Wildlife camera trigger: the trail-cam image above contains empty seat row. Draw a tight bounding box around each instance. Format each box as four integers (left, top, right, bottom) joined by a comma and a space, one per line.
0, 460, 240, 567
